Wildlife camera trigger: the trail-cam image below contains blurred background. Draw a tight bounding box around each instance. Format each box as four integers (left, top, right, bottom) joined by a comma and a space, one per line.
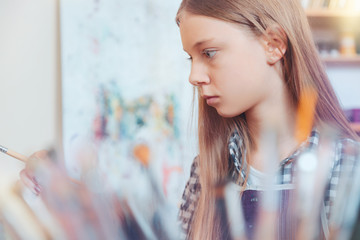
0, 0, 359, 214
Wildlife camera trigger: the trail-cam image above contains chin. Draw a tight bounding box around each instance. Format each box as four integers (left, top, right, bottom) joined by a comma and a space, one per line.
215, 108, 240, 118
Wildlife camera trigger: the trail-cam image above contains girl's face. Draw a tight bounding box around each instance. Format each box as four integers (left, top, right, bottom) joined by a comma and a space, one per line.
179, 11, 275, 118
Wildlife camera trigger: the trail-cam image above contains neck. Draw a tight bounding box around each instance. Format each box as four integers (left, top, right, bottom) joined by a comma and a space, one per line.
245, 67, 298, 172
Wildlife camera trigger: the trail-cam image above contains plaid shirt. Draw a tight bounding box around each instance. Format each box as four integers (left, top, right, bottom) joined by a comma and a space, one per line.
178, 130, 360, 238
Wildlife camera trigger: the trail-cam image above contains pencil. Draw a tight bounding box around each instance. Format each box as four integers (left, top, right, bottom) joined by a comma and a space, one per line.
0, 145, 28, 162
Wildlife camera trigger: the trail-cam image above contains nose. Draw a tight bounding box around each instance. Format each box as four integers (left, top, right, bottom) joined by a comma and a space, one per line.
188, 62, 210, 86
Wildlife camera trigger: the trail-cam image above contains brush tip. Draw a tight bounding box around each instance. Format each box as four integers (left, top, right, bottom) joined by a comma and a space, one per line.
133, 143, 150, 167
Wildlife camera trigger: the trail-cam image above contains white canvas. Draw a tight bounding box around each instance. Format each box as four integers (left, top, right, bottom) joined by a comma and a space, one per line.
60, 0, 197, 210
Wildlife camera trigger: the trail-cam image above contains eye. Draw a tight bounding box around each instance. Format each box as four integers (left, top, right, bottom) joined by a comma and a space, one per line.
203, 49, 217, 59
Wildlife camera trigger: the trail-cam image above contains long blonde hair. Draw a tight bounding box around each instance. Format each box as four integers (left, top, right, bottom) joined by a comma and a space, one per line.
176, 0, 358, 239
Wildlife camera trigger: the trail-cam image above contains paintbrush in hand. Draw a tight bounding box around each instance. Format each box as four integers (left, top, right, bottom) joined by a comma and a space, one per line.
0, 144, 81, 186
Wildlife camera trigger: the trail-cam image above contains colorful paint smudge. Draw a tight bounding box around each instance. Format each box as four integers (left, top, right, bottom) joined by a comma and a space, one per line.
93, 81, 180, 142
89, 81, 184, 201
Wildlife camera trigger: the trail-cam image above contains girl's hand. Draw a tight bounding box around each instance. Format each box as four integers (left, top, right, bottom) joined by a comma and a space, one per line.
19, 150, 49, 195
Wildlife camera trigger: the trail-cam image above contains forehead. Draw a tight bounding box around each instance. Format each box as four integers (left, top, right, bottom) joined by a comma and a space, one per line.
179, 11, 237, 36
179, 11, 253, 50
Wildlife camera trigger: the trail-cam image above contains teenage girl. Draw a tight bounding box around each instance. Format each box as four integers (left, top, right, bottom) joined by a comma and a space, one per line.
19, 0, 359, 239
176, 0, 360, 239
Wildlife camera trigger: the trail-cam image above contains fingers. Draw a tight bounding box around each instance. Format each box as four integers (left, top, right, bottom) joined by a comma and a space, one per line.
25, 149, 50, 175
28, 150, 49, 161
27, 150, 50, 169
20, 150, 54, 195
20, 167, 41, 196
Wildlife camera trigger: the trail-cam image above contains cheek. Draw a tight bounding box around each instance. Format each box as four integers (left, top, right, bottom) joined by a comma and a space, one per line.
211, 42, 269, 116
214, 64, 268, 116
219, 60, 263, 96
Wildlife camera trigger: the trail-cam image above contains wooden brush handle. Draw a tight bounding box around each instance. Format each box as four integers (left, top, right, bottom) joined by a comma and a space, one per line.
0, 145, 28, 162
6, 149, 28, 162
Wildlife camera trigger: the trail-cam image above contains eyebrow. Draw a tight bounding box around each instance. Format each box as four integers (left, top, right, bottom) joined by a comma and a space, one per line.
183, 38, 215, 53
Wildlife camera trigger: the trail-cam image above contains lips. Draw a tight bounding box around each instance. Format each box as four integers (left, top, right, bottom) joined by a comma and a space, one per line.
203, 95, 219, 105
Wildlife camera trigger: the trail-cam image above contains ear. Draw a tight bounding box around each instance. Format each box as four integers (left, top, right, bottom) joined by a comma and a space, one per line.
262, 24, 287, 65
